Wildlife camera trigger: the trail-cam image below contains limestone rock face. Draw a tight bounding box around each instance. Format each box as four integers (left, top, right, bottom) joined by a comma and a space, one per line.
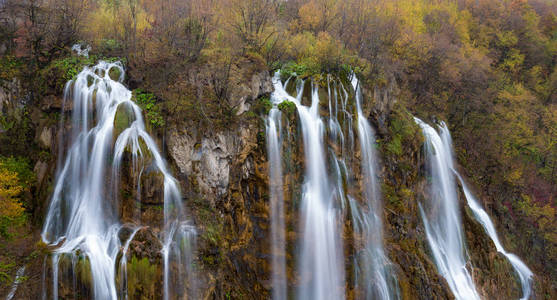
168, 129, 233, 204
229, 70, 273, 115
33, 160, 48, 186
166, 117, 267, 298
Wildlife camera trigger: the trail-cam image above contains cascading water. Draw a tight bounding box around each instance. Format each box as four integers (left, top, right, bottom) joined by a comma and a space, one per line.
267, 106, 287, 300
267, 71, 399, 299
5, 266, 25, 300
270, 73, 345, 299
414, 118, 480, 300
41, 61, 195, 299
456, 174, 534, 300
428, 123, 535, 300
351, 77, 399, 300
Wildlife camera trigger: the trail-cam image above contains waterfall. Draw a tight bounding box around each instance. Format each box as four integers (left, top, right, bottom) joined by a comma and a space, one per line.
267, 71, 399, 299
119, 226, 141, 299
5, 266, 25, 300
41, 61, 195, 299
267, 106, 287, 300
414, 118, 480, 300
454, 165, 533, 300
351, 76, 399, 300
416, 118, 534, 299
270, 73, 345, 299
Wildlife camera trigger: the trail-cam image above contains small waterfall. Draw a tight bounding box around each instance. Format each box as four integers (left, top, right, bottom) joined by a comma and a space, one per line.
414, 118, 480, 300
454, 165, 533, 300
5, 266, 25, 300
416, 119, 534, 299
351, 76, 399, 300
119, 226, 141, 299
71, 44, 91, 58
267, 106, 287, 300
41, 61, 195, 299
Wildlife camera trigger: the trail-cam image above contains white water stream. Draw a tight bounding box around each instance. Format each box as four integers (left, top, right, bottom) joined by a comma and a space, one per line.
267, 72, 399, 299
270, 73, 345, 299
267, 106, 287, 300
41, 61, 195, 299
415, 118, 480, 300
455, 168, 533, 300
416, 118, 533, 300
352, 76, 399, 300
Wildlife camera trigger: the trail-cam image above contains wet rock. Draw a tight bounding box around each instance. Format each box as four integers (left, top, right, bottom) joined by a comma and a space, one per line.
363, 79, 399, 135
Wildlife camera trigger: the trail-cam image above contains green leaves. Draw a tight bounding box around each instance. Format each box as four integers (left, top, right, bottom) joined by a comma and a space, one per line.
133, 89, 165, 128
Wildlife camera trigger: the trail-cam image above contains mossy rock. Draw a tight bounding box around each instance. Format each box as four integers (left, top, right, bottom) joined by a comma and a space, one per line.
108, 66, 122, 82
126, 256, 158, 300
253, 96, 272, 115
113, 102, 136, 137
278, 100, 296, 116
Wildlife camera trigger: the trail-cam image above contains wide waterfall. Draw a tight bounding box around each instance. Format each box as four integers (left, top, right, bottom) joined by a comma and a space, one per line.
414, 118, 480, 300
267, 71, 398, 299
41, 61, 195, 299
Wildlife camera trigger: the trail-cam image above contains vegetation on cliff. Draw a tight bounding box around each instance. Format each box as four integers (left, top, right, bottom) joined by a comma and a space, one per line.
0, 0, 555, 297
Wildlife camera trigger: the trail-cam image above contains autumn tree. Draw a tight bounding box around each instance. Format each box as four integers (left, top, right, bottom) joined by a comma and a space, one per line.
0, 166, 25, 239
221, 0, 278, 52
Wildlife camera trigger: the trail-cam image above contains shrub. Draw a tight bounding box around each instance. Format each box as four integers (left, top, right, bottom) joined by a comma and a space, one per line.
253, 96, 273, 115
0, 166, 26, 239
127, 256, 157, 299
133, 89, 165, 128
277, 100, 296, 115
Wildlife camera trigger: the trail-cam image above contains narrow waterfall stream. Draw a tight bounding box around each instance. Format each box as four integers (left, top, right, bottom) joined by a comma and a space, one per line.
351, 77, 399, 300
267, 72, 398, 299
414, 118, 480, 300
267, 106, 287, 300
416, 118, 533, 300
5, 266, 25, 300
455, 174, 533, 300
41, 61, 196, 299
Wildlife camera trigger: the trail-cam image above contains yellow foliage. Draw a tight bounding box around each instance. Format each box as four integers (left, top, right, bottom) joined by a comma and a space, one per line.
286, 31, 316, 61
298, 1, 321, 31
455, 9, 473, 44
0, 167, 25, 238
297, 0, 339, 32
505, 168, 523, 185
518, 194, 556, 233
84, 1, 152, 45
0, 168, 24, 217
